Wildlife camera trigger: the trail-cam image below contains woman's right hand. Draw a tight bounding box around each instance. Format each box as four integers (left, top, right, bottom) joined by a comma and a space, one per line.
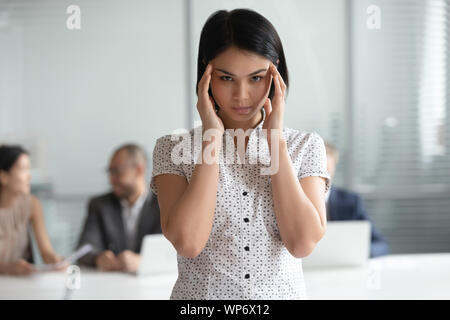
196, 63, 224, 134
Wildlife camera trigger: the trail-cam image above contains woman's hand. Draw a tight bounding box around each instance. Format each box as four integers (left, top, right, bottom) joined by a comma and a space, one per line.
262, 62, 286, 147
197, 63, 225, 134
42, 251, 69, 271
2, 259, 36, 276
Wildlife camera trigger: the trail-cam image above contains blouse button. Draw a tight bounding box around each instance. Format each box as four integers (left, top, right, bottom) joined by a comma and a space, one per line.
242, 191, 248, 196
244, 274, 250, 279
244, 246, 250, 251
243, 218, 249, 223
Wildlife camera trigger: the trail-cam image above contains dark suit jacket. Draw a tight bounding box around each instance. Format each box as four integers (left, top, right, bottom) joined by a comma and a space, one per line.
76, 191, 162, 267
327, 186, 389, 258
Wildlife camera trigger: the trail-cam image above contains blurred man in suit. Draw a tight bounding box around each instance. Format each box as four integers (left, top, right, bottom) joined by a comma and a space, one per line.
77, 143, 161, 272
325, 142, 389, 258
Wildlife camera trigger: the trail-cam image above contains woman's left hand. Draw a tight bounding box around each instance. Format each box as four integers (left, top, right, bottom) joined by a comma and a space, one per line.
262, 62, 286, 147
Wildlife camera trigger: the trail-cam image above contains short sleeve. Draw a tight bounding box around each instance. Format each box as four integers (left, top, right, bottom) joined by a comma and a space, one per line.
150, 135, 186, 195
296, 131, 331, 194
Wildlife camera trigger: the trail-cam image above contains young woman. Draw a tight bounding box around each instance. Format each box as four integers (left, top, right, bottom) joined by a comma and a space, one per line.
0, 145, 66, 275
150, 9, 330, 299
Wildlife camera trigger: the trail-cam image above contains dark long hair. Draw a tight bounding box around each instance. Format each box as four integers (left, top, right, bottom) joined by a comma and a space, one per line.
196, 9, 289, 110
0, 145, 28, 192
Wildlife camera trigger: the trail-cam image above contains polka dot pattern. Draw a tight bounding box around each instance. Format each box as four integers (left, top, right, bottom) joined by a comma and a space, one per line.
150, 109, 330, 300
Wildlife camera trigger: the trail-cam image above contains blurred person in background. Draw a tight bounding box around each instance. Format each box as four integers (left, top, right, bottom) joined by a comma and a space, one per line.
325, 141, 389, 258
0, 145, 66, 275
77, 143, 161, 272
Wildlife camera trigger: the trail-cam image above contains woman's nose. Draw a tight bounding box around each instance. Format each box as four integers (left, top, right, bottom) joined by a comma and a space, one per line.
232, 81, 249, 101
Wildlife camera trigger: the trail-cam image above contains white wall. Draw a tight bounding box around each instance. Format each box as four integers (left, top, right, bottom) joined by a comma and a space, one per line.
1, 0, 188, 195
0, 22, 25, 134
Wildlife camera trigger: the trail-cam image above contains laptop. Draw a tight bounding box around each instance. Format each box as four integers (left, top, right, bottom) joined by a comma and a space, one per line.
136, 234, 178, 276
301, 220, 371, 269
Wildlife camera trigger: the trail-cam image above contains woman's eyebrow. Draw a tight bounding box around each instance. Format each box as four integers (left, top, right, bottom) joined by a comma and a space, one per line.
215, 68, 268, 76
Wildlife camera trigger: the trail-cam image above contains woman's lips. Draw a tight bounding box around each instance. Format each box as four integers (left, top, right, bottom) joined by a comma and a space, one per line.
232, 106, 252, 114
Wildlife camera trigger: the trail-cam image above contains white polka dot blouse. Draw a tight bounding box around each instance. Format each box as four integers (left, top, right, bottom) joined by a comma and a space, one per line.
150, 108, 331, 299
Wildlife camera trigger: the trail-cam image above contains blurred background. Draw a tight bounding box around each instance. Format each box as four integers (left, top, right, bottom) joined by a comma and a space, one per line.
0, 0, 449, 262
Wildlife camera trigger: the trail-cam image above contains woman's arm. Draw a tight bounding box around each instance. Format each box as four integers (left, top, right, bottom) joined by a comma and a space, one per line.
155, 137, 222, 259
0, 259, 36, 275
263, 63, 327, 258
155, 63, 224, 259
29, 195, 62, 264
270, 139, 327, 258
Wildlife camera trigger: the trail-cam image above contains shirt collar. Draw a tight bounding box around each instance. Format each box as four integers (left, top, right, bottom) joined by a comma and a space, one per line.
120, 188, 148, 210
215, 107, 267, 165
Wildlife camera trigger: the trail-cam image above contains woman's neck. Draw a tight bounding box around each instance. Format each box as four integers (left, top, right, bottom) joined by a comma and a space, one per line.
0, 188, 19, 209
218, 109, 264, 150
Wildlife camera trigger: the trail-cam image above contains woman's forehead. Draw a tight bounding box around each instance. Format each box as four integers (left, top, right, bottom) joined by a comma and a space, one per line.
212, 47, 269, 71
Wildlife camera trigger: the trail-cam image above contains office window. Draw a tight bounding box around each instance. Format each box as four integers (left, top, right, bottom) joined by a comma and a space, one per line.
352, 0, 450, 253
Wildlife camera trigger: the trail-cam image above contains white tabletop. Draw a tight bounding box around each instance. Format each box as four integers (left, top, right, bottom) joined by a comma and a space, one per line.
303, 253, 450, 299
0, 253, 449, 299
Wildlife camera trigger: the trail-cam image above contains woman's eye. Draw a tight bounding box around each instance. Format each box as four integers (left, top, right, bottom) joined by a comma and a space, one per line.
220, 76, 233, 81
251, 76, 263, 82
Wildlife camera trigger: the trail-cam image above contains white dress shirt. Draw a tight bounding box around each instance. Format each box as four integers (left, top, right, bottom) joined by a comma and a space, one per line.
120, 188, 148, 250
150, 108, 330, 299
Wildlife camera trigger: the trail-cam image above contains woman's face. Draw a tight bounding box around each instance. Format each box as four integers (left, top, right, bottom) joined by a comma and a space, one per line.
0, 154, 31, 195
210, 46, 274, 128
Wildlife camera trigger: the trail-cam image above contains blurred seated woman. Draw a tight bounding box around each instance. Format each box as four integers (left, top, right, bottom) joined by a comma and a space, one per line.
0, 145, 65, 275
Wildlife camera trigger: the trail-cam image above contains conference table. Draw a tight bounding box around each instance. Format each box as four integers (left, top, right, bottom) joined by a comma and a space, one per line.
0, 253, 449, 299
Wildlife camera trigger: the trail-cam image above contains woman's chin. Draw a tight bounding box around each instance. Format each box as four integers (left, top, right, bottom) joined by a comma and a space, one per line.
225, 107, 258, 120
231, 106, 253, 116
